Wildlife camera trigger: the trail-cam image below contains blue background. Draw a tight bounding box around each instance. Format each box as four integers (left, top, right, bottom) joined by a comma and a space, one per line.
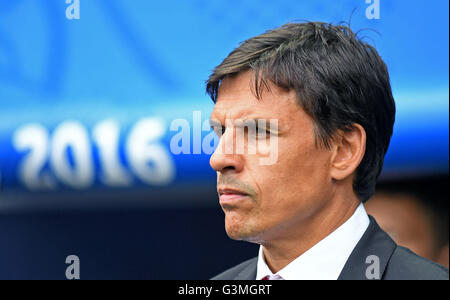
0, 0, 448, 279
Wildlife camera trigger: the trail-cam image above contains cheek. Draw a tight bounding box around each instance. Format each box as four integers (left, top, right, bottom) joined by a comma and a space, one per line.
242, 135, 332, 214
278, 138, 330, 183
257, 139, 332, 212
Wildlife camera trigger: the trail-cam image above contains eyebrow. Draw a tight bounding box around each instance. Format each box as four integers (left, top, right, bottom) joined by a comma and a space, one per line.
209, 118, 279, 133
209, 119, 222, 128
235, 119, 270, 128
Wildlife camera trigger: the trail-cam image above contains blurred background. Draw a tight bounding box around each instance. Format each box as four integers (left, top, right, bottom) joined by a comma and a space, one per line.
0, 0, 448, 279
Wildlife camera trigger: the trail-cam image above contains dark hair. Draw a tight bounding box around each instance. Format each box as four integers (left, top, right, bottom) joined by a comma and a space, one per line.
206, 21, 396, 202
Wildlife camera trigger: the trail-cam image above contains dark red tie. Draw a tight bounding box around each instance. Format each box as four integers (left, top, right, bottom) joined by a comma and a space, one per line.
261, 274, 284, 280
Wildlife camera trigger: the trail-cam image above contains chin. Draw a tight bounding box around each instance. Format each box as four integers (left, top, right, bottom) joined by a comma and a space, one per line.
224, 217, 261, 243
224, 221, 244, 240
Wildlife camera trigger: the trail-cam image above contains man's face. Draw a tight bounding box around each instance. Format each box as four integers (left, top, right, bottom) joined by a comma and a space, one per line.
209, 70, 334, 243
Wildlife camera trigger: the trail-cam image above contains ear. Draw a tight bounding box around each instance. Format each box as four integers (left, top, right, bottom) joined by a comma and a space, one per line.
330, 124, 366, 181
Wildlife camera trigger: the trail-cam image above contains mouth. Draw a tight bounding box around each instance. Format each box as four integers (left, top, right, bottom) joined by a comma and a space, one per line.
218, 188, 250, 205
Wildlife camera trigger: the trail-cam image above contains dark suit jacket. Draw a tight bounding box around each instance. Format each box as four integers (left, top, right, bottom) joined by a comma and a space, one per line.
212, 216, 449, 280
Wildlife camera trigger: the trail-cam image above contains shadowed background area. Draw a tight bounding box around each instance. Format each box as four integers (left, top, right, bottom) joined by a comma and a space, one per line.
0, 0, 448, 278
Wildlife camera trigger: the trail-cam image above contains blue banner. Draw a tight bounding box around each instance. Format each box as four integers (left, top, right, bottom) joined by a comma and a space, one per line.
0, 0, 448, 205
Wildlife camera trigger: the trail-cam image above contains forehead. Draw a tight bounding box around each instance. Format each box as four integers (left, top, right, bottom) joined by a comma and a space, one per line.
211, 70, 300, 122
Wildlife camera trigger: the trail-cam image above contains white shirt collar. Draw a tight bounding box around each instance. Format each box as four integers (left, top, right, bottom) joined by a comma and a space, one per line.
256, 202, 370, 280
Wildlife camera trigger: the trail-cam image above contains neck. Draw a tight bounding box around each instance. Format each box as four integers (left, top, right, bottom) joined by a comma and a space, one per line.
261, 190, 361, 274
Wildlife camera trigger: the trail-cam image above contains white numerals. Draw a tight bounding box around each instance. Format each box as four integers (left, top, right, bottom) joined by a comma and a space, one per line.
12, 118, 175, 190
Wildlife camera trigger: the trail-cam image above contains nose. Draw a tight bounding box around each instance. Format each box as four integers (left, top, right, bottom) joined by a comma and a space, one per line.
209, 127, 244, 173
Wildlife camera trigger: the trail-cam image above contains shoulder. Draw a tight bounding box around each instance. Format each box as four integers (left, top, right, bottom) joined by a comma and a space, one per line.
211, 257, 258, 280
384, 246, 449, 280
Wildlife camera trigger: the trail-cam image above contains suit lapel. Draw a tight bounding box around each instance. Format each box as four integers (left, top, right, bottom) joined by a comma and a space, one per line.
234, 258, 258, 280
338, 215, 397, 280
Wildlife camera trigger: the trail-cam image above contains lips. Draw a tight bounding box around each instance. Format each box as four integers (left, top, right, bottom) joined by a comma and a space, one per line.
218, 188, 250, 205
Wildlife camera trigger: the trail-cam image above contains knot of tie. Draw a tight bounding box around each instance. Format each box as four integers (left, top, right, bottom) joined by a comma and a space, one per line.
261, 274, 284, 280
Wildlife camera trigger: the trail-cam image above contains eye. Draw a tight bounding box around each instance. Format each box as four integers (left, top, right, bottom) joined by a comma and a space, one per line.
255, 126, 271, 138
